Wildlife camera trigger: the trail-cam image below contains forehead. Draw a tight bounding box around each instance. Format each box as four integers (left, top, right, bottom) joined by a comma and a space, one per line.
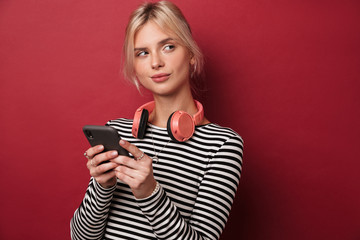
134, 21, 176, 47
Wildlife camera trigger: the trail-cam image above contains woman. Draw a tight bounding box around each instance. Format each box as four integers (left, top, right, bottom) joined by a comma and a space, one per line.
71, 1, 243, 239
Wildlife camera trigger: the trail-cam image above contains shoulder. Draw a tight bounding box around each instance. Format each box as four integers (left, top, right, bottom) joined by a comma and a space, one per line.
198, 123, 244, 157
196, 123, 244, 146
198, 124, 244, 172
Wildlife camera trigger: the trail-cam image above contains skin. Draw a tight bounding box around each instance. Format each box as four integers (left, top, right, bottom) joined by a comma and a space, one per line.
84, 21, 209, 199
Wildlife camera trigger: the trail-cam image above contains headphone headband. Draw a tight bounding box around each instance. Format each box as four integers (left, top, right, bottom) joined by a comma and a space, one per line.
193, 100, 204, 125
136, 101, 155, 114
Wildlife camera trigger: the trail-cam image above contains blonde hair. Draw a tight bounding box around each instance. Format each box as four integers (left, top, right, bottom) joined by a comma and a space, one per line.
123, 1, 204, 94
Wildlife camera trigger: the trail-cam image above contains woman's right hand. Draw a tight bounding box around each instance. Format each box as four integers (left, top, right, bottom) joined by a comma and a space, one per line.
84, 145, 119, 189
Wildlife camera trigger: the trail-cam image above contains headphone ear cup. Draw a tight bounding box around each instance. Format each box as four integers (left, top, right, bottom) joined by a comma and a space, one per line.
137, 109, 149, 139
167, 111, 195, 142
132, 109, 149, 139
167, 112, 178, 142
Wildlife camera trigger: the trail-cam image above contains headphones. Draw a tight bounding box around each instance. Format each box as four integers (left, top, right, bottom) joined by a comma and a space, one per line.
132, 100, 204, 142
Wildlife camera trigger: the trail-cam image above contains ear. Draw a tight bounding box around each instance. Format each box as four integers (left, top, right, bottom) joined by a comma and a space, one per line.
189, 51, 195, 65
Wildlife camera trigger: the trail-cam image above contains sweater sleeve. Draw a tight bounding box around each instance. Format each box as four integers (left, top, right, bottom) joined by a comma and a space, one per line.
70, 177, 116, 240
136, 135, 244, 240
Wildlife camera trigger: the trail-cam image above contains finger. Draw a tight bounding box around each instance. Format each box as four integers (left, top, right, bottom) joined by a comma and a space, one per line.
91, 150, 118, 167
115, 168, 138, 185
114, 162, 150, 180
115, 165, 138, 178
120, 140, 144, 160
85, 145, 104, 159
95, 170, 117, 184
115, 168, 151, 193
91, 161, 119, 177
111, 155, 137, 169
90, 161, 117, 176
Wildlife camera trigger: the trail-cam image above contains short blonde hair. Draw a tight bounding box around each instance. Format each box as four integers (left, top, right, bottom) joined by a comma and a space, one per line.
123, 1, 204, 93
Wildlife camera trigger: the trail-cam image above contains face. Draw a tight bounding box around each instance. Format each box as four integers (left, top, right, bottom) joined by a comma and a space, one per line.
133, 21, 194, 97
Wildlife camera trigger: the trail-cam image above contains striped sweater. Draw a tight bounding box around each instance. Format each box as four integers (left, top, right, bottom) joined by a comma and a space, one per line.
71, 118, 243, 240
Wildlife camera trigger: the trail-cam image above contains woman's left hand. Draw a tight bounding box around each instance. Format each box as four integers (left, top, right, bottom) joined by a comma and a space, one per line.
112, 140, 157, 199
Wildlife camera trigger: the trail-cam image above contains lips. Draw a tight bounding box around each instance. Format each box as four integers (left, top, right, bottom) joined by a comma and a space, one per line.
151, 73, 170, 83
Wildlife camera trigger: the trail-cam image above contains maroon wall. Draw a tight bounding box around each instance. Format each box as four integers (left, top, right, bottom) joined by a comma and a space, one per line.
0, 0, 359, 239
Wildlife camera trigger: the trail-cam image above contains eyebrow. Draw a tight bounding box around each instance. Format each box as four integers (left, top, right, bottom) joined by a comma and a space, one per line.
134, 37, 175, 52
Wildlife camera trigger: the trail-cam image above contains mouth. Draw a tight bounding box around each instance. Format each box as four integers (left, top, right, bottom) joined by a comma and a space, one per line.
151, 73, 171, 83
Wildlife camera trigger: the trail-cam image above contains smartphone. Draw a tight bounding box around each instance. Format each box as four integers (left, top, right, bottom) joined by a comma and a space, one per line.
83, 125, 129, 156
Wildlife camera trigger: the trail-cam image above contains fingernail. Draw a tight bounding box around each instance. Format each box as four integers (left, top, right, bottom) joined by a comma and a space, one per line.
111, 151, 118, 157
120, 140, 126, 145
98, 145, 104, 150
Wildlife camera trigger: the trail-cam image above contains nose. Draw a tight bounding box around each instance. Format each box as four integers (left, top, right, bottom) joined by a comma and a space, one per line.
151, 52, 164, 70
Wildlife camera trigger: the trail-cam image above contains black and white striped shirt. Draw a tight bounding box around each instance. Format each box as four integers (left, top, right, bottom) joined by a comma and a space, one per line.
71, 118, 243, 240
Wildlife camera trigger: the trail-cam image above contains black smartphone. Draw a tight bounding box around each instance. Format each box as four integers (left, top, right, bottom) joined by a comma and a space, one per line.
83, 125, 129, 156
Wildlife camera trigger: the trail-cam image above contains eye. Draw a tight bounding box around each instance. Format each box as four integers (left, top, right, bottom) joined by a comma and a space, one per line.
163, 44, 175, 52
136, 51, 148, 57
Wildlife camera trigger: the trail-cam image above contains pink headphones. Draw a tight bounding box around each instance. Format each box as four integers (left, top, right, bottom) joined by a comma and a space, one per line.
132, 100, 204, 142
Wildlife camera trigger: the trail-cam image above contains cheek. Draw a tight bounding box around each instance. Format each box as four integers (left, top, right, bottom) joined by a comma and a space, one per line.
176, 60, 191, 78
134, 62, 146, 78
171, 53, 190, 75
133, 62, 150, 87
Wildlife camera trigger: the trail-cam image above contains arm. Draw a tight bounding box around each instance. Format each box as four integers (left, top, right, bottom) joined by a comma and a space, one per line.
70, 178, 116, 240
70, 145, 119, 239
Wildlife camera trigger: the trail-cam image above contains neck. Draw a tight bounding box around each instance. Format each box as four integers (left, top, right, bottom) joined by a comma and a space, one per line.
149, 92, 198, 128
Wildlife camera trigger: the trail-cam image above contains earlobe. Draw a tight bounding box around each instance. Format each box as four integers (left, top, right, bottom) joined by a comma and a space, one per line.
190, 57, 196, 76
189, 50, 195, 65
190, 55, 195, 65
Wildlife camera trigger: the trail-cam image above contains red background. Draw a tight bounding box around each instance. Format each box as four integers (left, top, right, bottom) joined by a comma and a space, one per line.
1, 0, 359, 239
